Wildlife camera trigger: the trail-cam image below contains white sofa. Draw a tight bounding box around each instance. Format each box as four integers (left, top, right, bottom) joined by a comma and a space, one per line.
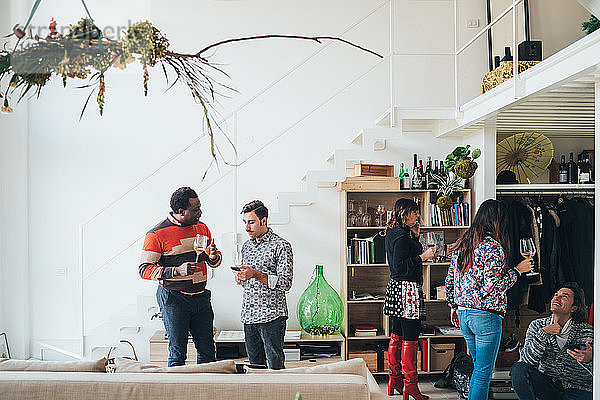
0, 357, 385, 400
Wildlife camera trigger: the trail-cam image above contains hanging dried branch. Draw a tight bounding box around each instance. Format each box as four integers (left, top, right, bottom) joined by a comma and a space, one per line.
0, 18, 383, 171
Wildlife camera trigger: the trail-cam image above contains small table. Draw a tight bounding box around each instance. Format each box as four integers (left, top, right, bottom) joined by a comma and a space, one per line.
149, 330, 345, 367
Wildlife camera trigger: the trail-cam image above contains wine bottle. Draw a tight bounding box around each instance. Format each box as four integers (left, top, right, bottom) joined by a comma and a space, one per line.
559, 155, 568, 184
403, 166, 411, 189
500, 47, 513, 66
425, 156, 434, 189
579, 152, 591, 184
419, 160, 426, 189
399, 163, 405, 189
568, 152, 577, 184
440, 161, 447, 178
412, 154, 420, 189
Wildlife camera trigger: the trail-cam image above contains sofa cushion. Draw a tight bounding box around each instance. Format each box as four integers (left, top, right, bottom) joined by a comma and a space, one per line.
112, 357, 236, 373
0, 357, 107, 372
0, 371, 370, 400
244, 358, 368, 380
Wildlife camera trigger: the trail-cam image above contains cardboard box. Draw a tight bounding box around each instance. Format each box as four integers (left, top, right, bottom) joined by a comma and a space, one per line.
430, 343, 455, 371
354, 163, 394, 177
436, 286, 447, 301
349, 351, 378, 373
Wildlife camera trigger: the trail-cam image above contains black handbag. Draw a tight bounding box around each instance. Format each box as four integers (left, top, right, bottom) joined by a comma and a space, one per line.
434, 351, 473, 399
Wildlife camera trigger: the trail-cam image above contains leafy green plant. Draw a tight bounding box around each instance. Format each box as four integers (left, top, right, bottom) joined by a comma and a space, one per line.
582, 15, 600, 35
432, 174, 464, 209
444, 145, 481, 179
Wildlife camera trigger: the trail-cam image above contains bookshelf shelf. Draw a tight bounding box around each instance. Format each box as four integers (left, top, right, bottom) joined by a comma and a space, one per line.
340, 178, 469, 375
348, 299, 385, 304
347, 263, 388, 267
348, 335, 390, 340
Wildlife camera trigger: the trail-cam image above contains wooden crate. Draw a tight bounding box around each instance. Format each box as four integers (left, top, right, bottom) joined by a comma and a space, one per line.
349, 351, 378, 373
354, 163, 394, 177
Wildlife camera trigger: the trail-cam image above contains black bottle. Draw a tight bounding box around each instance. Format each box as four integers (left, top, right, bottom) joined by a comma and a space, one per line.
500, 47, 513, 65
494, 55, 501, 69
567, 152, 577, 184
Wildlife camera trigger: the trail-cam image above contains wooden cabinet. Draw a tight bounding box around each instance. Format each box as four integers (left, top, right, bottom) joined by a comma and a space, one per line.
338, 177, 469, 375
149, 330, 345, 368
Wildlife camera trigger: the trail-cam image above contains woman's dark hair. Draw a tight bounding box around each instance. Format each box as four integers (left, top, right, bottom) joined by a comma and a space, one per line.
386, 198, 420, 233
560, 282, 587, 323
241, 200, 269, 220
453, 199, 510, 273
170, 187, 198, 213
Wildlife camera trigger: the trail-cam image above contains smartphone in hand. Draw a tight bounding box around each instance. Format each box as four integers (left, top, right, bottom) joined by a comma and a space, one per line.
566, 343, 587, 351
230, 266, 241, 271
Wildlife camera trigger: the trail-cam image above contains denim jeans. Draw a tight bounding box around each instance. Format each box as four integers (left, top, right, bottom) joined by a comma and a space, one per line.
244, 316, 287, 370
457, 309, 502, 400
511, 361, 592, 400
156, 286, 215, 366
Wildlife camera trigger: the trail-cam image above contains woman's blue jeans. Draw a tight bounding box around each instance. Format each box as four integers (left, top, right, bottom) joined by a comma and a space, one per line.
457, 309, 503, 400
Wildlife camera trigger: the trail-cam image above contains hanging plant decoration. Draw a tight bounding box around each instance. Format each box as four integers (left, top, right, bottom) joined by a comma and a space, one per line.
1, 13, 382, 163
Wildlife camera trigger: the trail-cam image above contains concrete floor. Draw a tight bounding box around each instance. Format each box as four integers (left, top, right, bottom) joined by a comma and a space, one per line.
375, 375, 461, 399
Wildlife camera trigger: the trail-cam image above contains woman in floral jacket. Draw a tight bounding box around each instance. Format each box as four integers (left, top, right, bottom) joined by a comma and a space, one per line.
445, 199, 533, 400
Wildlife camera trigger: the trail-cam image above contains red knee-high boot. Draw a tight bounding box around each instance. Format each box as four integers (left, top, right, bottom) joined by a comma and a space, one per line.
387, 333, 403, 395
402, 341, 429, 400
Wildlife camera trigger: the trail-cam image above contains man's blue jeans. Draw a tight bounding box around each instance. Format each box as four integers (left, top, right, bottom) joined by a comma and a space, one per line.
458, 309, 503, 400
156, 286, 215, 366
244, 316, 287, 370
511, 361, 592, 400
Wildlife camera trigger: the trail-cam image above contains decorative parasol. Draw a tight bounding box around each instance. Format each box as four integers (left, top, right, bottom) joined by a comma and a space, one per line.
496, 132, 554, 184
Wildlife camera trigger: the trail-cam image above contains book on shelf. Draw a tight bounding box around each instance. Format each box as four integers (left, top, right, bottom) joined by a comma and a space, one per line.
429, 201, 469, 226
352, 324, 378, 336
347, 231, 386, 264
436, 325, 462, 336
217, 330, 245, 340
349, 291, 385, 301
284, 330, 302, 340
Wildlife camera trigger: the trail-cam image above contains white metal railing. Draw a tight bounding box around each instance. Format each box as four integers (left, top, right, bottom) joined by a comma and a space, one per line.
454, 0, 524, 117
77, 0, 391, 357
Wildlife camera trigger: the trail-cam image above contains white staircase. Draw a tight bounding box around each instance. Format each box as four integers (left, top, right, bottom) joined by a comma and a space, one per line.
86, 295, 160, 362
269, 126, 404, 225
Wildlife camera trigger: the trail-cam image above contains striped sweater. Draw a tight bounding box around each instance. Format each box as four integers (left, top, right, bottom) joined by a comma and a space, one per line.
520, 316, 593, 393
139, 213, 222, 293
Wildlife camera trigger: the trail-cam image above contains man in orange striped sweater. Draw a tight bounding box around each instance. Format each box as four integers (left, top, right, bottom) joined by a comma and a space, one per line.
139, 187, 222, 366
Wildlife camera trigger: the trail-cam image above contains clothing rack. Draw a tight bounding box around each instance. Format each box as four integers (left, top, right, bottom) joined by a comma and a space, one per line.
496, 184, 595, 197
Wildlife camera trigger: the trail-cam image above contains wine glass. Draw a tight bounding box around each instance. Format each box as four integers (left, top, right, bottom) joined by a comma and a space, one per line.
519, 238, 538, 277
425, 232, 436, 261
376, 205, 386, 227
194, 234, 208, 263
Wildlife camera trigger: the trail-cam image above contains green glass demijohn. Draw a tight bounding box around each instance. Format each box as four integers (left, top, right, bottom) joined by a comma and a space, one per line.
297, 265, 344, 335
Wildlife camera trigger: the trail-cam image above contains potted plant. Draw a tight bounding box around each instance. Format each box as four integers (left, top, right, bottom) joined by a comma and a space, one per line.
432, 174, 464, 210
444, 145, 481, 179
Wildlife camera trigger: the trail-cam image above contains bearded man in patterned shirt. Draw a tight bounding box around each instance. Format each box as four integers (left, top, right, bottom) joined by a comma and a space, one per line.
233, 200, 293, 370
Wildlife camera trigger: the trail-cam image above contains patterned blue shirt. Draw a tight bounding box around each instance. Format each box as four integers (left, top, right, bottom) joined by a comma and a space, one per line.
240, 228, 294, 324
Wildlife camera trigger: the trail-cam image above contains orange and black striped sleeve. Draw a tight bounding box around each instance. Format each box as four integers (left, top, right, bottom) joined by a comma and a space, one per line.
139, 231, 175, 280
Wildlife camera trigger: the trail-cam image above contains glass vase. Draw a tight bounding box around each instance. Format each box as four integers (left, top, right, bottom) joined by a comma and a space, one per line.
297, 265, 344, 335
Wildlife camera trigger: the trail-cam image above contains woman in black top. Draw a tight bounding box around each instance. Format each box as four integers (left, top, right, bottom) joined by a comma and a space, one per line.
384, 198, 434, 398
